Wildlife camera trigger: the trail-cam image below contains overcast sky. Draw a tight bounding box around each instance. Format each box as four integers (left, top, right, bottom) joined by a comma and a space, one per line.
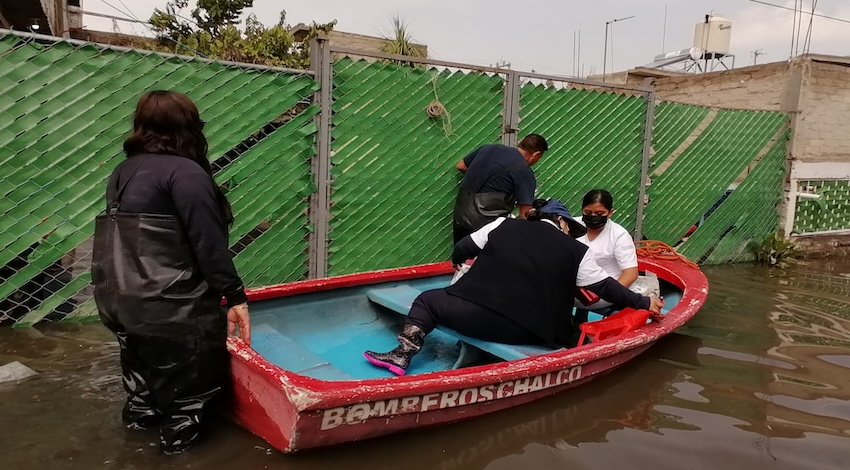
83, 0, 850, 75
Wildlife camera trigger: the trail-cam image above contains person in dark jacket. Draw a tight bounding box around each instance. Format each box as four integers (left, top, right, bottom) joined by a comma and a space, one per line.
91, 90, 251, 455
452, 134, 548, 245
364, 199, 662, 376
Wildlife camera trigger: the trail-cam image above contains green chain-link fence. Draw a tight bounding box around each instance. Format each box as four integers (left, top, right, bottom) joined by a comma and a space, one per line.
677, 132, 790, 263
327, 58, 504, 275
644, 102, 789, 262
2, 31, 798, 326
793, 180, 850, 234
0, 31, 317, 326
519, 85, 647, 232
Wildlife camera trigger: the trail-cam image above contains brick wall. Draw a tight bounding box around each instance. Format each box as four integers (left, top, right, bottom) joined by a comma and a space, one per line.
650, 62, 790, 111
796, 61, 850, 163
630, 57, 850, 165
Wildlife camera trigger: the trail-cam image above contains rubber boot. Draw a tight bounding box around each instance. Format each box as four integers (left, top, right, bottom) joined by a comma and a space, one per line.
159, 414, 202, 455
158, 389, 219, 455
364, 323, 426, 376
117, 332, 161, 431
122, 399, 161, 431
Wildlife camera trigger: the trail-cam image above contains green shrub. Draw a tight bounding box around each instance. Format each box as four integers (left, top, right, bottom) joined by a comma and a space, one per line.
750, 232, 799, 267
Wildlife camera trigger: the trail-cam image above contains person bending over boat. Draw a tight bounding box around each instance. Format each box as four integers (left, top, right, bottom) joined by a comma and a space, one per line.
364, 199, 663, 376
574, 189, 660, 316
91, 90, 251, 455
452, 134, 548, 245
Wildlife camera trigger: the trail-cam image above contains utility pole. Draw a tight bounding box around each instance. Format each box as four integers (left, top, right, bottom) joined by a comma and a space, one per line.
752, 49, 766, 65
490, 60, 511, 69
603, 15, 635, 82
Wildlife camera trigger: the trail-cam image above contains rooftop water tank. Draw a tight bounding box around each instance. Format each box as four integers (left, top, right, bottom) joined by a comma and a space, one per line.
693, 15, 732, 57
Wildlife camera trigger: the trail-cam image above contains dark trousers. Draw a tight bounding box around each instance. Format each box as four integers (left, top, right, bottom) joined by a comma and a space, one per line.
99, 301, 227, 445
407, 288, 542, 345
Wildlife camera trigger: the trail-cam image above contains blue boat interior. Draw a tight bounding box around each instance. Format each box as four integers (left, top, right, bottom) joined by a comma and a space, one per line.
249, 274, 683, 381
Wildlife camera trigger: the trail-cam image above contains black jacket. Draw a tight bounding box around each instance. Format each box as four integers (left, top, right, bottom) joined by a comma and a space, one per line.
92, 154, 246, 338
447, 219, 585, 346
448, 218, 650, 346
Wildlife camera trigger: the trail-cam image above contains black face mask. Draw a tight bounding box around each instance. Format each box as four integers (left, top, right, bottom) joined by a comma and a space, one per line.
583, 215, 608, 230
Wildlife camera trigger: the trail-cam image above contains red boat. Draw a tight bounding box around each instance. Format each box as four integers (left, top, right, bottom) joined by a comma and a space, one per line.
227, 250, 708, 453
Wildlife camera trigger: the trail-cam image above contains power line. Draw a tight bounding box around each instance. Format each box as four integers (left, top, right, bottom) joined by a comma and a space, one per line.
97, 0, 208, 58
794, 0, 803, 55
789, 0, 799, 57
74, 8, 147, 24
804, 0, 819, 54
748, 0, 850, 25
97, 0, 139, 23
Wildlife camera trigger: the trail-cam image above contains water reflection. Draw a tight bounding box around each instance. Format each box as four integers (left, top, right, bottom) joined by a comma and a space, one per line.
3, 261, 850, 469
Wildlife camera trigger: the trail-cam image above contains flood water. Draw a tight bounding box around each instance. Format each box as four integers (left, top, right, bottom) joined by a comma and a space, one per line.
3, 261, 850, 469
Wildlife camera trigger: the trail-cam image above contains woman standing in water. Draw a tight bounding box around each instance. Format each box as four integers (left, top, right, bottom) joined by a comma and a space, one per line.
92, 90, 251, 454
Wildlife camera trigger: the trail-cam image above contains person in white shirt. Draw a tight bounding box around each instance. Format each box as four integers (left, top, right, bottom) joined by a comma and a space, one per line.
577, 189, 638, 287
363, 199, 662, 375
574, 189, 648, 313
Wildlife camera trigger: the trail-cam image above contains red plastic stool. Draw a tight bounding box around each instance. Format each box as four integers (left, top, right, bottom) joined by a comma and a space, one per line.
578, 308, 653, 345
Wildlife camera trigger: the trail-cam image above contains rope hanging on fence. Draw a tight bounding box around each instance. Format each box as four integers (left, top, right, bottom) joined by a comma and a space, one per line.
425, 101, 447, 118
425, 75, 453, 137
635, 240, 700, 270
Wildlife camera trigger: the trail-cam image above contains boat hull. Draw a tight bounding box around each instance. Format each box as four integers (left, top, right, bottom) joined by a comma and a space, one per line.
228, 257, 708, 452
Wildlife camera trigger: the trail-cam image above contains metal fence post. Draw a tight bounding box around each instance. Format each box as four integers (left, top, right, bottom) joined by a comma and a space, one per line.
501, 70, 520, 146
634, 88, 656, 241
309, 35, 332, 279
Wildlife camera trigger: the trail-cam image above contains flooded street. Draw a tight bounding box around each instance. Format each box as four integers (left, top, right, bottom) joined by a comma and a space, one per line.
3, 261, 850, 469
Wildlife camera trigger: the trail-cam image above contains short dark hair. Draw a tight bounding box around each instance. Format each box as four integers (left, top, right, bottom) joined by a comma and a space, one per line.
532, 198, 550, 210
518, 134, 548, 153
582, 189, 614, 211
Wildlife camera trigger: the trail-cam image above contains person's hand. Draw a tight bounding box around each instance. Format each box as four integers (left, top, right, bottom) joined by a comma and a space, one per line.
648, 296, 664, 317
227, 303, 251, 345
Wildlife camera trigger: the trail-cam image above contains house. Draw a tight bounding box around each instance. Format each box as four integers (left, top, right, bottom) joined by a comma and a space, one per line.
289, 23, 428, 61
0, 0, 82, 37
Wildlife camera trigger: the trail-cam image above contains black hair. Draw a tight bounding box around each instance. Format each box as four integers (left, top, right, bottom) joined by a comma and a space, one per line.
581, 189, 614, 211
518, 134, 548, 153
531, 198, 550, 210
526, 207, 562, 226
125, 90, 233, 225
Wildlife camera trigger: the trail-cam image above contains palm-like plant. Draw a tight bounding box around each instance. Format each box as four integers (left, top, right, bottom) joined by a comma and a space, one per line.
380, 14, 428, 58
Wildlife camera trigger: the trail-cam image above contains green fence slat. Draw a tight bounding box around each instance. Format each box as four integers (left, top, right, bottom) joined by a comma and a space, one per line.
0, 31, 799, 326
793, 181, 850, 233
678, 132, 789, 263
328, 58, 503, 275
520, 86, 646, 233
644, 108, 788, 244
14, 272, 92, 328
0, 31, 316, 326
651, 102, 711, 171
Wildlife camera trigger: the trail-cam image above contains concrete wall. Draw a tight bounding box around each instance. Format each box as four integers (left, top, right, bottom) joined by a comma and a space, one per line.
796, 60, 850, 163
626, 57, 850, 166
649, 62, 790, 112
613, 56, 850, 242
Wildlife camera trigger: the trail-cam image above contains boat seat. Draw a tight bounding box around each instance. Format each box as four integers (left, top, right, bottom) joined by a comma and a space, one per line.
251, 323, 355, 381
366, 285, 558, 363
